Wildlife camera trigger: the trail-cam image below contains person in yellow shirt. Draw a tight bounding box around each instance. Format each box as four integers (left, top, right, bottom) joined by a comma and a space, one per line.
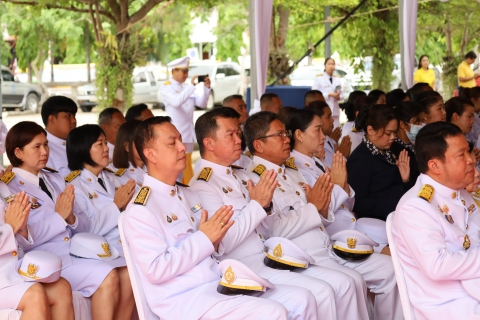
458, 51, 480, 96
414, 55, 436, 90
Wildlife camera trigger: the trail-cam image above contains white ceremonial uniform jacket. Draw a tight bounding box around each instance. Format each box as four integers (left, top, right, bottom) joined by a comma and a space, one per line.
290, 150, 355, 235
189, 159, 281, 278
323, 136, 337, 169
67, 169, 123, 255
0, 222, 25, 291
346, 130, 365, 154
394, 174, 480, 319
112, 163, 146, 193
46, 131, 70, 178
311, 73, 342, 118
245, 156, 335, 262
123, 174, 239, 319
107, 142, 117, 171
6, 168, 83, 269
160, 79, 210, 152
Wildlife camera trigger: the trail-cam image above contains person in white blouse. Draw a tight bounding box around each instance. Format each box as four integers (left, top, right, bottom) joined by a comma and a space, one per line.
4, 121, 127, 320
312, 58, 342, 127
42, 96, 78, 178
394, 121, 480, 319
98, 108, 126, 171
0, 191, 74, 319
112, 120, 146, 190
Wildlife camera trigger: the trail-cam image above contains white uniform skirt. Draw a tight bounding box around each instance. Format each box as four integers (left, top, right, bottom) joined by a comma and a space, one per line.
61, 256, 127, 297
0, 282, 34, 309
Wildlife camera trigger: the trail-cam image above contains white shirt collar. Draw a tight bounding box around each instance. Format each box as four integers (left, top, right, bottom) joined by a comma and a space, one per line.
47, 131, 66, 147
12, 167, 45, 188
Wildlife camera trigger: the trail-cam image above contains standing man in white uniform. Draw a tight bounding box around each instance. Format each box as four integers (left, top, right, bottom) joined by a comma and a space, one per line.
98, 108, 126, 171
123, 116, 317, 319
394, 121, 480, 319
159, 56, 210, 184
42, 96, 78, 178
312, 58, 342, 128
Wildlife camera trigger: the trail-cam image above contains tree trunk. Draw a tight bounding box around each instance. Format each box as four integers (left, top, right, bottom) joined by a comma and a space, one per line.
276, 5, 289, 51
85, 20, 91, 83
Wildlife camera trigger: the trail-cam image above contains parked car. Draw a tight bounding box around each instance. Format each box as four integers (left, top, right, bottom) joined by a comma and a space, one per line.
76, 67, 164, 112
289, 65, 354, 101
1, 65, 43, 112
187, 61, 242, 109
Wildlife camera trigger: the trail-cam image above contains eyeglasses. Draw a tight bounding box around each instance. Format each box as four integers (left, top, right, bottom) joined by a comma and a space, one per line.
257, 130, 292, 141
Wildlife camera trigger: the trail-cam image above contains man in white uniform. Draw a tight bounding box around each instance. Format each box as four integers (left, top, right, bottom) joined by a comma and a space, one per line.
244, 111, 403, 320
159, 56, 210, 184
394, 121, 480, 319
98, 108, 126, 171
123, 116, 317, 319
42, 96, 78, 177
190, 107, 365, 320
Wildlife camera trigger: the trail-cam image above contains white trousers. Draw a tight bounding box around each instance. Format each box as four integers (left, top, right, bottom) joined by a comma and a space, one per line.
334, 253, 404, 320
296, 263, 369, 320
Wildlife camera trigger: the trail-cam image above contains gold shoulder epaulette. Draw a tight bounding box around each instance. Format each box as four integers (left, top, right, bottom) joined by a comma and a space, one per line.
164, 81, 171, 86
197, 167, 213, 182
231, 165, 244, 170
103, 167, 114, 173
115, 168, 127, 177
1, 172, 15, 185
252, 164, 266, 176
176, 181, 189, 188
134, 186, 151, 205
64, 170, 81, 183
333, 74, 340, 78
352, 127, 358, 133
284, 157, 298, 171
316, 73, 323, 77
244, 151, 252, 158
418, 184, 434, 202
43, 167, 58, 173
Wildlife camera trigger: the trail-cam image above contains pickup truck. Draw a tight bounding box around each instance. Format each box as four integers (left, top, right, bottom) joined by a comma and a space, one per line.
76, 67, 164, 112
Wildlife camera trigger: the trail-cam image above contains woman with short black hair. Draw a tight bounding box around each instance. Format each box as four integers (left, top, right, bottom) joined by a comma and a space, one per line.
111, 120, 145, 189
4, 121, 129, 320
347, 105, 411, 221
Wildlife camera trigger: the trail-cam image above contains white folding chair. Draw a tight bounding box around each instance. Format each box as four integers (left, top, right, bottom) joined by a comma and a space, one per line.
118, 213, 160, 320
386, 212, 416, 320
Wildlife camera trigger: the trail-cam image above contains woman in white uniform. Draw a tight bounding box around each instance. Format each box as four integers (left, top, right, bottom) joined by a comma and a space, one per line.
1, 191, 74, 320
312, 57, 342, 128
111, 120, 146, 190
4, 122, 128, 320
65, 124, 135, 319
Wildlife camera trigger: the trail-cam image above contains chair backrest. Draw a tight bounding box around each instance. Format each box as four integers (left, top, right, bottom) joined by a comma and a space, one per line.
118, 213, 160, 320
386, 212, 416, 320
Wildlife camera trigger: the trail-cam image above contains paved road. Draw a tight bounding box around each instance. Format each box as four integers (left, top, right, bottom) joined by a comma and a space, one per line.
0, 108, 206, 167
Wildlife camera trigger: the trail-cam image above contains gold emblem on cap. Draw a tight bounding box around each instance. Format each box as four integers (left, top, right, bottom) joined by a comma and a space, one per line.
418, 184, 434, 202
273, 244, 283, 258
27, 263, 39, 277
224, 266, 236, 284
464, 235, 471, 250
97, 243, 112, 258
347, 237, 357, 249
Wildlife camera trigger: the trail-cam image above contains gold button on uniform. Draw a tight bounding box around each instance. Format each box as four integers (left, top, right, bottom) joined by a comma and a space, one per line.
226, 169, 231, 174
319, 227, 323, 231
178, 196, 182, 201
341, 205, 345, 209
351, 218, 356, 222
64, 237, 70, 242
191, 217, 195, 222
283, 176, 287, 180
295, 191, 300, 195
278, 168, 282, 173
452, 192, 457, 199
462, 200, 466, 206
12, 251, 17, 256
118, 240, 122, 244
19, 181, 24, 185
170, 190, 175, 197
87, 178, 92, 182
